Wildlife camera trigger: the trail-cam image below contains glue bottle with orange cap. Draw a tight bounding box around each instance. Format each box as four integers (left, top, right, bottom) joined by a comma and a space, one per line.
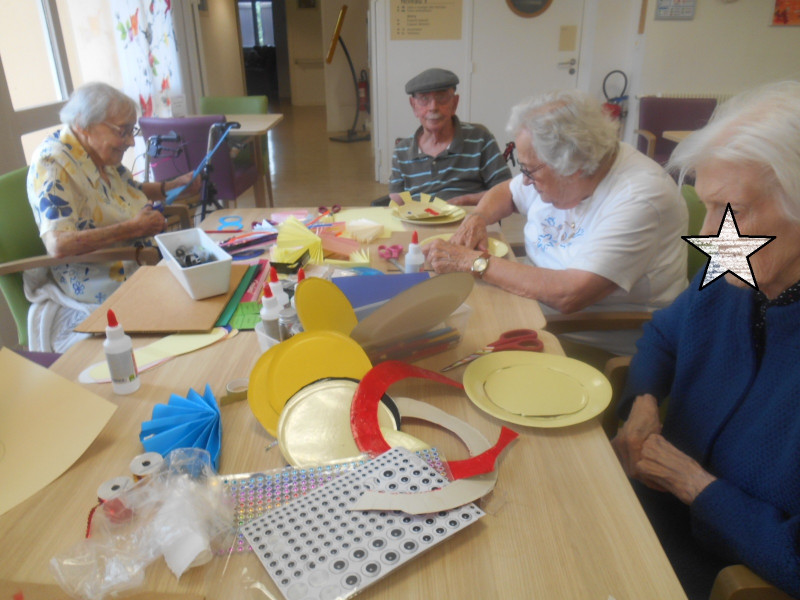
260, 286, 281, 340
104, 309, 140, 395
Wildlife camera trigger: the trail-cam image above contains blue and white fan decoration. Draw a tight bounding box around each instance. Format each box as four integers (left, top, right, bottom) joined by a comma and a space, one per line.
140, 384, 222, 470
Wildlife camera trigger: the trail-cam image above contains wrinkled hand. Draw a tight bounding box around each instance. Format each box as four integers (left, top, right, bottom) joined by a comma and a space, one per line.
635, 434, 717, 504
171, 171, 202, 197
449, 213, 489, 251
133, 204, 167, 237
423, 239, 481, 274
611, 394, 662, 477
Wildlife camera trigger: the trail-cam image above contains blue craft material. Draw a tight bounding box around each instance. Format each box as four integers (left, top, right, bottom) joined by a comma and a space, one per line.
332, 271, 429, 309
140, 384, 222, 470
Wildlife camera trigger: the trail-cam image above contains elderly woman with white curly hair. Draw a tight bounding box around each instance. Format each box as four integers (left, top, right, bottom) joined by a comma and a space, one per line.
25, 82, 197, 352
423, 89, 688, 356
612, 81, 800, 600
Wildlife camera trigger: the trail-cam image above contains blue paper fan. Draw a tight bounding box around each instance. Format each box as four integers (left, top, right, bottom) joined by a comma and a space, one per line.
140, 384, 222, 470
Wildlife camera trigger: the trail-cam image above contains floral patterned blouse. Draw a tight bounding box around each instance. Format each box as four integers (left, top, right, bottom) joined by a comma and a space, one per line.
27, 126, 151, 304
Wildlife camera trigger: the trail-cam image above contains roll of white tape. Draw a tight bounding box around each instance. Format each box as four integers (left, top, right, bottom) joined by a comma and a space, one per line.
96, 475, 133, 501
129, 451, 164, 480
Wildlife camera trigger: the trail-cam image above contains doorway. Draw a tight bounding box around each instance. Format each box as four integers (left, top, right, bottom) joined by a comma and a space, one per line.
237, 0, 290, 106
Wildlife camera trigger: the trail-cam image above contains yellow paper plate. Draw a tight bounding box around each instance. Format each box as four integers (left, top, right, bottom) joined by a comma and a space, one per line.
391, 197, 466, 225
350, 272, 474, 349
248, 330, 373, 436
420, 234, 510, 258
463, 351, 612, 428
295, 277, 358, 335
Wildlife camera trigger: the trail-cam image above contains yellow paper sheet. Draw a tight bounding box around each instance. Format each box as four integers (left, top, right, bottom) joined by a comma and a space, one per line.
0, 348, 117, 517
84, 328, 229, 382
336, 207, 405, 234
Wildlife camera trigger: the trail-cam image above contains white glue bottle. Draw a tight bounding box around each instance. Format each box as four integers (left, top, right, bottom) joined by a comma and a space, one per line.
104, 309, 140, 395
290, 267, 306, 309
260, 286, 282, 340
405, 230, 424, 273
268, 266, 290, 308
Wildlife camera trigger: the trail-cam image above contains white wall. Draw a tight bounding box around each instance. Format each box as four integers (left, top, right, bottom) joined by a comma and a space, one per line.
198, 0, 246, 97
639, 1, 800, 95
321, 1, 370, 133
286, 1, 325, 106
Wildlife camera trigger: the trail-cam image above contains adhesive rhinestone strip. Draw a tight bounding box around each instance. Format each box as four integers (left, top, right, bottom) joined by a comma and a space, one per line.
223, 448, 448, 554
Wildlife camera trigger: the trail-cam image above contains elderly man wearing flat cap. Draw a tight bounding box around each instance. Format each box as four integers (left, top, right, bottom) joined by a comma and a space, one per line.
388, 68, 511, 206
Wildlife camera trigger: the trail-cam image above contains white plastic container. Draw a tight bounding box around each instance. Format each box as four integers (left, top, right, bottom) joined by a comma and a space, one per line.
104, 309, 140, 395
155, 228, 232, 300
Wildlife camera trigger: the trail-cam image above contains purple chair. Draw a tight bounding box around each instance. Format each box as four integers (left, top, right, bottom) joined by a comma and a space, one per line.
635, 97, 718, 166
139, 115, 259, 213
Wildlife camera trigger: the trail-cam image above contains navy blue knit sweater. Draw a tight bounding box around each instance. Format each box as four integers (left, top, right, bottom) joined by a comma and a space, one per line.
620, 274, 800, 597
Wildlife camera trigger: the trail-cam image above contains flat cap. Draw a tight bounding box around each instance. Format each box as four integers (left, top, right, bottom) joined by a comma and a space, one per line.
405, 68, 459, 95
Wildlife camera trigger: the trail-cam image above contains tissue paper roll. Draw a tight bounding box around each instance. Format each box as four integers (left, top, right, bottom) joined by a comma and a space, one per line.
129, 451, 164, 480
97, 476, 133, 501
162, 529, 212, 578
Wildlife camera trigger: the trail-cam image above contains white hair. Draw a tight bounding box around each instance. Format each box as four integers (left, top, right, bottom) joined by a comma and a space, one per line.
668, 80, 800, 222
59, 82, 137, 129
506, 89, 619, 176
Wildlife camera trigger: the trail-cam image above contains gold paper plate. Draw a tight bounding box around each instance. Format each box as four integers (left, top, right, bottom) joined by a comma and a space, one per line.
463, 351, 612, 428
278, 378, 400, 467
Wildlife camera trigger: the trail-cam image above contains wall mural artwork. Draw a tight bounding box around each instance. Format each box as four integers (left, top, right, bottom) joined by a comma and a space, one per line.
111, 0, 183, 118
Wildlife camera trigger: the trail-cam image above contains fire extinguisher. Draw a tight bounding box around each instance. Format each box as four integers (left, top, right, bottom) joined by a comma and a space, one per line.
358, 70, 370, 113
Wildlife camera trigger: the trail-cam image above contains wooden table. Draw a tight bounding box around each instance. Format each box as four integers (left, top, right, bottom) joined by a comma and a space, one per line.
663, 130, 691, 144
0, 208, 687, 599
227, 113, 283, 208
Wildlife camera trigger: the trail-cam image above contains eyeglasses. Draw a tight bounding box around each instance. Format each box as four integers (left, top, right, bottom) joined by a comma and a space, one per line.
103, 122, 140, 139
412, 90, 455, 106
519, 162, 547, 180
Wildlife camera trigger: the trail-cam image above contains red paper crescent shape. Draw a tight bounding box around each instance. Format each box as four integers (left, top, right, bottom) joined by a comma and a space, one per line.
351, 361, 519, 480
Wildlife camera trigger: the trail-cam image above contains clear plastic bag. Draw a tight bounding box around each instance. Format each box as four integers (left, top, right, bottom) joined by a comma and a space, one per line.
50, 448, 234, 600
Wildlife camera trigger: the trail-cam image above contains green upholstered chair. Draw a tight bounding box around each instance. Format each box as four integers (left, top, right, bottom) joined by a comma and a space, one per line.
200, 95, 269, 169
0, 166, 187, 348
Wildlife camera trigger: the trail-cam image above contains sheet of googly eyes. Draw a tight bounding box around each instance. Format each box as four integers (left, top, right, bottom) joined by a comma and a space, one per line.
241, 447, 484, 600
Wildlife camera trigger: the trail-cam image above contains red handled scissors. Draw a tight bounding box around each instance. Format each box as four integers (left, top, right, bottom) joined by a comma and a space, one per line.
378, 244, 403, 270
308, 204, 342, 226
440, 328, 543, 372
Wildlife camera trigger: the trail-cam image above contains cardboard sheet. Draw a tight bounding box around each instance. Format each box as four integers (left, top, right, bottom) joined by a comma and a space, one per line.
75, 264, 248, 334
0, 580, 205, 600
0, 348, 117, 517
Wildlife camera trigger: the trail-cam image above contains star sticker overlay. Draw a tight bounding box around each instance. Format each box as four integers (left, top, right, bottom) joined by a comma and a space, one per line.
683, 204, 775, 290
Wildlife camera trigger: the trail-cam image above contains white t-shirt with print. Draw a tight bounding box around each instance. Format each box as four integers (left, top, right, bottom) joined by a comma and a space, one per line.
511, 142, 688, 354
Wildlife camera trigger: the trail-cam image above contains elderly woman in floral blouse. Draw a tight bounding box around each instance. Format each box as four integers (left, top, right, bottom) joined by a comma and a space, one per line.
25, 82, 196, 352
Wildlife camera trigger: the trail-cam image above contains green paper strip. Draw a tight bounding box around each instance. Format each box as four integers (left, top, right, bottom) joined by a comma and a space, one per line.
216, 265, 258, 327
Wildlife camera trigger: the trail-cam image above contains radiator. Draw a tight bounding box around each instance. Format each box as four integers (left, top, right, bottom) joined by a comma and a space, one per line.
637, 92, 734, 103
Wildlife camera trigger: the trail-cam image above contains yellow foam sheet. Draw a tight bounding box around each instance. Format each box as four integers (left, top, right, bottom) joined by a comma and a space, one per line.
84, 328, 229, 381
336, 207, 406, 234
0, 348, 117, 517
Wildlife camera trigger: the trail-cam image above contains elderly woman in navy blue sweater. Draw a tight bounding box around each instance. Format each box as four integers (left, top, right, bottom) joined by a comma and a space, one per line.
612, 81, 800, 600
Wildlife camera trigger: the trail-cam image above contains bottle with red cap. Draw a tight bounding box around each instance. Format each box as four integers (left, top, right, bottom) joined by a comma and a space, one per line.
290, 267, 306, 309
268, 266, 290, 308
104, 309, 140, 395
404, 230, 424, 273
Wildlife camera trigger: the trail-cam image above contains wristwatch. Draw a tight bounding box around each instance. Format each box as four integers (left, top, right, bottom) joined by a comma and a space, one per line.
471, 251, 491, 278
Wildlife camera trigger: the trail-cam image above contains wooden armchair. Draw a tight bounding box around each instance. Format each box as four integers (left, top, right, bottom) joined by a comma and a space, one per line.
604, 357, 796, 600
0, 166, 189, 348
635, 96, 718, 165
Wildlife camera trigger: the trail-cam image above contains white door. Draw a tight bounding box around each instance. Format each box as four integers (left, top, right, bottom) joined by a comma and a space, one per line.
469, 0, 586, 153
369, 0, 587, 183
